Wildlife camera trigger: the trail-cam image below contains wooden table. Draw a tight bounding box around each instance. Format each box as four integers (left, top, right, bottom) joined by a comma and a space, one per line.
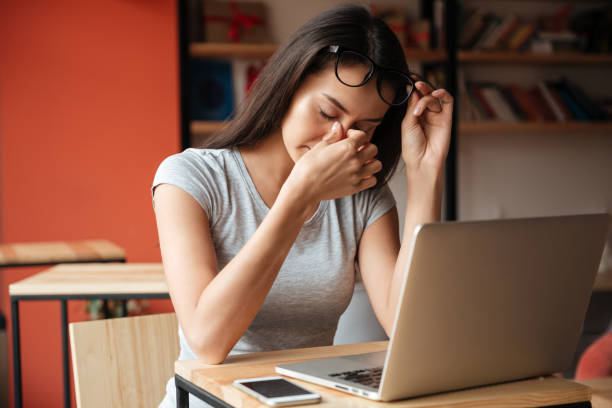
8, 262, 168, 408
576, 378, 612, 408
0, 239, 126, 267
175, 341, 594, 408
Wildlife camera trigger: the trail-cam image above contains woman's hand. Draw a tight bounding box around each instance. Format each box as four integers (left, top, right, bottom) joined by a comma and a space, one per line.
401, 78, 454, 173
286, 122, 381, 204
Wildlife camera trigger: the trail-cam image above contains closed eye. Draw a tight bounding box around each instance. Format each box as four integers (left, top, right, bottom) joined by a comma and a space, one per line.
320, 107, 374, 132
319, 109, 336, 120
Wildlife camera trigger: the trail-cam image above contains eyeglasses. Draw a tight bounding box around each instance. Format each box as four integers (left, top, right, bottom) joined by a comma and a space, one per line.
327, 45, 415, 106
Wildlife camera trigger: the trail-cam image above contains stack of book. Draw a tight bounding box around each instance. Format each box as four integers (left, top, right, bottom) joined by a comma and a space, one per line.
459, 4, 590, 53
460, 77, 609, 122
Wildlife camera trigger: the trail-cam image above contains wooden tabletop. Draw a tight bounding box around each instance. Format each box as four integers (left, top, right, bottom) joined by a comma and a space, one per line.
8, 262, 167, 296
575, 378, 612, 408
0, 239, 126, 266
175, 341, 592, 408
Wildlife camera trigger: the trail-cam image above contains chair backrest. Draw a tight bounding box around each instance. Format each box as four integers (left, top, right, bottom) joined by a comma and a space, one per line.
69, 313, 179, 408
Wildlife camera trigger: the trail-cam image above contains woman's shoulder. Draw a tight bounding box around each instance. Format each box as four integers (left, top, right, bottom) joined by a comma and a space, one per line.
156, 147, 237, 177
152, 148, 240, 216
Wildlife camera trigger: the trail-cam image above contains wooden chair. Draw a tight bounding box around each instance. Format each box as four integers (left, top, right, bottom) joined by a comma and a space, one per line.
69, 313, 179, 407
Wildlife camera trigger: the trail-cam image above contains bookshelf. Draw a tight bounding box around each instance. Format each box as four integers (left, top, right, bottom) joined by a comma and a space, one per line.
177, 0, 612, 222
191, 120, 226, 135
189, 42, 277, 58
187, 118, 612, 136
459, 121, 612, 133
458, 51, 612, 65
190, 42, 448, 62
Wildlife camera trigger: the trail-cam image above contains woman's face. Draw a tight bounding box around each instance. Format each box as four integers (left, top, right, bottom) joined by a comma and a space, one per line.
280, 65, 390, 162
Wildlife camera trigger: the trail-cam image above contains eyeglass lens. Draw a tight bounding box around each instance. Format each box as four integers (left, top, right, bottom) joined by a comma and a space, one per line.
336, 51, 373, 86
336, 50, 413, 105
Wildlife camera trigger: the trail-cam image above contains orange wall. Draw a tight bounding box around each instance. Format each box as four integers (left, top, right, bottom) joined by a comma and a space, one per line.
0, 1, 179, 406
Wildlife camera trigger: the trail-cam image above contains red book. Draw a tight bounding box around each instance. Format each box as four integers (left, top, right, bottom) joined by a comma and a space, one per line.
527, 86, 557, 121
506, 84, 542, 121
468, 84, 496, 119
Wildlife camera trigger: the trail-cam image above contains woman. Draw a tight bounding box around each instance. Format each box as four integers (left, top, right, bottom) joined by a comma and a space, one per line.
153, 4, 452, 406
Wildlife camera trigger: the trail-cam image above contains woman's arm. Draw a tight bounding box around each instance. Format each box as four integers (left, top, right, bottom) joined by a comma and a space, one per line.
359, 82, 453, 335
358, 169, 444, 335
155, 182, 316, 364
155, 125, 378, 364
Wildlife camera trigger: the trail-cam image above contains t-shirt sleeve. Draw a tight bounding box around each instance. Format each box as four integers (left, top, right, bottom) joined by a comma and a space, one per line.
151, 149, 219, 220
359, 184, 397, 231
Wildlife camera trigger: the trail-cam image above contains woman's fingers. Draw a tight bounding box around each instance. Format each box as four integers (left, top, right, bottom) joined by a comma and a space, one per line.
343, 129, 369, 152
355, 175, 378, 191
413, 94, 443, 116
358, 159, 382, 178
356, 141, 377, 162
321, 121, 343, 144
431, 88, 454, 114
415, 80, 435, 97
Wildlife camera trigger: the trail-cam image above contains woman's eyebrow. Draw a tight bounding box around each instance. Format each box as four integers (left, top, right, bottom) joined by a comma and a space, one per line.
322, 93, 384, 123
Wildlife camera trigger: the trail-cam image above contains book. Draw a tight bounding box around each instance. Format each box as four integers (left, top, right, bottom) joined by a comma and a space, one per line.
465, 90, 488, 121
561, 78, 607, 120
468, 84, 497, 119
535, 31, 584, 53
545, 82, 576, 120
460, 75, 488, 121
472, 15, 502, 50
507, 24, 537, 51
457, 71, 483, 121
555, 85, 590, 121
480, 85, 519, 121
506, 84, 543, 121
190, 59, 235, 121
498, 86, 528, 121
460, 8, 487, 49
231, 59, 266, 106
526, 86, 557, 121
537, 81, 567, 122
481, 14, 519, 50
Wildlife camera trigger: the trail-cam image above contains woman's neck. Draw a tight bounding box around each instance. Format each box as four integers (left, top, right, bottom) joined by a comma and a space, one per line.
238, 130, 294, 207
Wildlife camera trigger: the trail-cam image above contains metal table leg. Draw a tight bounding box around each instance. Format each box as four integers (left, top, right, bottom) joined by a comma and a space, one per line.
175, 375, 234, 408
176, 375, 189, 408
61, 300, 70, 408
11, 298, 22, 408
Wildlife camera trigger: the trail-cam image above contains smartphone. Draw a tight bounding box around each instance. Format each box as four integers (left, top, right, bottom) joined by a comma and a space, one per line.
232, 376, 321, 406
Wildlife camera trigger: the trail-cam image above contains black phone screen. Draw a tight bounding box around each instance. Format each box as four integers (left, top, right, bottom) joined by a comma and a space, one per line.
241, 379, 312, 398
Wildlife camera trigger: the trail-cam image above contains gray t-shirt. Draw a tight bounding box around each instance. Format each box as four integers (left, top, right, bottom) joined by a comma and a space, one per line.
152, 147, 395, 407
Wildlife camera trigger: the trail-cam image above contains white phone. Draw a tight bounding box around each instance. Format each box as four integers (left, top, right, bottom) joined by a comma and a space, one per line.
232, 375, 321, 406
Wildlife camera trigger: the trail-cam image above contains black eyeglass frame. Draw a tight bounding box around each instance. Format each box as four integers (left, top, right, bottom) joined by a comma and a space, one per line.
327, 45, 415, 106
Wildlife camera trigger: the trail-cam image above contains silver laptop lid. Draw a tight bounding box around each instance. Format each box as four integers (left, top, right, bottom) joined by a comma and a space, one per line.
379, 214, 609, 401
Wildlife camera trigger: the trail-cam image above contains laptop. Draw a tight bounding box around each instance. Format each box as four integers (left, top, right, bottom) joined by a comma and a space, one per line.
276, 214, 610, 401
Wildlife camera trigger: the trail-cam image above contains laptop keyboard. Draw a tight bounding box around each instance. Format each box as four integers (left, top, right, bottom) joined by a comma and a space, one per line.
329, 366, 383, 388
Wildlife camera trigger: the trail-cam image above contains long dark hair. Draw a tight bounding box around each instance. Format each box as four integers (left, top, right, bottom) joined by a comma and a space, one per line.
203, 4, 408, 188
